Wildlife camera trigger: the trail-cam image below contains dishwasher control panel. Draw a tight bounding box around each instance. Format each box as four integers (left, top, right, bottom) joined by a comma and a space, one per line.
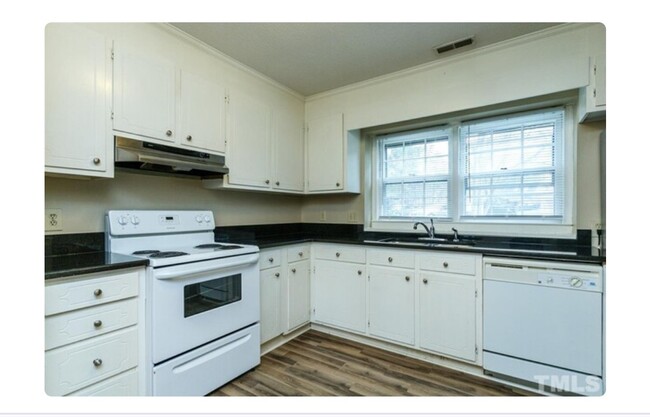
537, 272, 600, 291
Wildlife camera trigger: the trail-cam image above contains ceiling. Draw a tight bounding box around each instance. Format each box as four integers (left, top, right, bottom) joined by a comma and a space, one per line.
170, 22, 563, 97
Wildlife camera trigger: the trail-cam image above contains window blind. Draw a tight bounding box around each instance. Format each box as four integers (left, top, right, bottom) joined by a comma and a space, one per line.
378, 127, 450, 219
459, 108, 565, 219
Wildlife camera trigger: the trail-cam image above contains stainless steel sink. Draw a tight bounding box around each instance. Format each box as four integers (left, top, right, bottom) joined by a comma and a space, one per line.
365, 237, 475, 249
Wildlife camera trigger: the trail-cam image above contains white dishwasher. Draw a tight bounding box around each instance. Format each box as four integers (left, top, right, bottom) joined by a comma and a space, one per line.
482, 257, 604, 396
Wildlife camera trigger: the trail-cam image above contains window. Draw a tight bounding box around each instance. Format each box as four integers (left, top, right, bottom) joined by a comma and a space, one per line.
460, 109, 565, 219
373, 106, 572, 228
378, 127, 451, 219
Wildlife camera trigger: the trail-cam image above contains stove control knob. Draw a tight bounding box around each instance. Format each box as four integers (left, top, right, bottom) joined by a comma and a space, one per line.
195, 215, 203, 223
203, 215, 211, 223
118, 216, 128, 226
570, 277, 583, 288
131, 216, 140, 225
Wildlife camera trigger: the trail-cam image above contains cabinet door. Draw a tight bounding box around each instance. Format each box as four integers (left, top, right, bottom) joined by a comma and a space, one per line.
312, 260, 366, 333
226, 90, 272, 188
306, 113, 344, 192
367, 266, 415, 345
45, 24, 111, 176
287, 260, 310, 331
178, 69, 226, 154
260, 267, 282, 344
419, 272, 476, 361
273, 108, 304, 192
113, 43, 176, 143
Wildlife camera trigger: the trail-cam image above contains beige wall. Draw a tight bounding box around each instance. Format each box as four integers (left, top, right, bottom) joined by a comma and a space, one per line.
44, 171, 303, 234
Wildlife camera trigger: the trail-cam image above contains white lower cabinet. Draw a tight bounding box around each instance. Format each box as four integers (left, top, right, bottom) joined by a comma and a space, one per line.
44, 267, 145, 396
367, 266, 415, 345
260, 266, 283, 344
287, 259, 311, 332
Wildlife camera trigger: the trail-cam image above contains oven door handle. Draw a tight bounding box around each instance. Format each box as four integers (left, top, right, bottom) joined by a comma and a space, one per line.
154, 253, 259, 280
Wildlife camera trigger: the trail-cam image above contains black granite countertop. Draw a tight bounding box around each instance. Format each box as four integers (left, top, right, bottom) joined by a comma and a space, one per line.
45, 232, 149, 280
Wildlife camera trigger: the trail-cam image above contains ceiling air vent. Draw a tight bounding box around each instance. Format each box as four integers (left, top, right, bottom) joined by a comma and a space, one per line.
435, 36, 475, 54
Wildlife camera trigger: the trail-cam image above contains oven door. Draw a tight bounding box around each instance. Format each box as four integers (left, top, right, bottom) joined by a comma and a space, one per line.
150, 253, 260, 364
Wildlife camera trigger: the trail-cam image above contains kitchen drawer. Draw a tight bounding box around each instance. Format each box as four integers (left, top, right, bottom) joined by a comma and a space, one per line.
45, 298, 138, 350
259, 248, 283, 270
419, 252, 477, 276
67, 368, 139, 396
367, 248, 415, 269
314, 244, 366, 264
287, 244, 310, 263
45, 269, 139, 316
45, 327, 138, 396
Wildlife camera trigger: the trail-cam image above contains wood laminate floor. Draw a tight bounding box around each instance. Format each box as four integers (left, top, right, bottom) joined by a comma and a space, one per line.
209, 330, 535, 396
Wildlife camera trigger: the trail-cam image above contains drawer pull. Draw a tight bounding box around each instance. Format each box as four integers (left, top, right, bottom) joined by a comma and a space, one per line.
93, 289, 103, 297
93, 358, 103, 367
336, 252, 341, 258
291, 268, 296, 273
358, 270, 362, 275
405, 276, 410, 282
423, 278, 428, 284
443, 262, 449, 268
268, 257, 274, 263
388, 257, 393, 263
298, 252, 303, 257
93, 320, 103, 328
274, 272, 280, 278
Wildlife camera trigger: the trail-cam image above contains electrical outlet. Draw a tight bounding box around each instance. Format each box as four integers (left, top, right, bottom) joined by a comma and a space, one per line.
594, 222, 603, 230
45, 209, 63, 232
319, 211, 327, 222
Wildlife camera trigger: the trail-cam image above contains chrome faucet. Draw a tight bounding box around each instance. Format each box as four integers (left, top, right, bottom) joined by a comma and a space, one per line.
413, 218, 435, 239
452, 227, 460, 242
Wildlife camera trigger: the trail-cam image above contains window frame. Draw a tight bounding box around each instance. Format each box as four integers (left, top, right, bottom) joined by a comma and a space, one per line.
367, 101, 576, 238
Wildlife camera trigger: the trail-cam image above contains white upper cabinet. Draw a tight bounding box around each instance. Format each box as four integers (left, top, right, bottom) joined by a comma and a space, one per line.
225, 89, 273, 188
305, 113, 360, 194
113, 43, 177, 143
112, 38, 226, 155
273, 107, 305, 192
45, 24, 113, 177
578, 54, 606, 123
178, 70, 226, 154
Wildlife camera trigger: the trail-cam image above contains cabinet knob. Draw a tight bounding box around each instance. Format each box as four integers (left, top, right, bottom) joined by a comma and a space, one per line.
336, 182, 341, 187
388, 257, 393, 263
274, 272, 280, 278
298, 252, 303, 257
93, 320, 103, 328
92, 157, 101, 165
166, 130, 173, 137
291, 268, 296, 273
275, 181, 280, 186
265, 179, 270, 184
268, 257, 274, 263
358, 270, 362, 275
405, 276, 410, 282
93, 358, 103, 367
93, 289, 103, 297
443, 261, 449, 268
186, 135, 192, 141
335, 252, 341, 258
423, 278, 428, 284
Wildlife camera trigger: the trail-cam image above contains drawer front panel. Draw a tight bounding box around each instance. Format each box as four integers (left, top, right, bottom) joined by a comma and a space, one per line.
259, 249, 283, 270
367, 249, 415, 269
419, 253, 477, 275
45, 327, 138, 396
67, 368, 139, 396
314, 245, 366, 264
45, 298, 138, 350
45, 270, 139, 316
287, 245, 310, 263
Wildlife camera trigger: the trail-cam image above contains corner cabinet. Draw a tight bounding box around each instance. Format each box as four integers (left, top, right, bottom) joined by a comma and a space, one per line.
112, 42, 226, 154
45, 24, 114, 178
44, 267, 145, 396
305, 114, 361, 194
578, 54, 606, 123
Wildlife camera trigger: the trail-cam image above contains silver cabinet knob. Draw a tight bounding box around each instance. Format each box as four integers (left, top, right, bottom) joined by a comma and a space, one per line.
92, 157, 101, 165
423, 278, 428, 284
291, 268, 296, 273
358, 270, 362, 275
335, 252, 341, 258
93, 320, 102, 328
268, 257, 274, 263
93, 358, 103, 367
274, 272, 280, 278
405, 276, 410, 282
166, 130, 173, 137
336, 182, 341, 187
443, 262, 449, 268
388, 257, 393, 263
265, 179, 270, 184
275, 181, 280, 186
186, 135, 192, 141
93, 289, 103, 297
298, 252, 303, 257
